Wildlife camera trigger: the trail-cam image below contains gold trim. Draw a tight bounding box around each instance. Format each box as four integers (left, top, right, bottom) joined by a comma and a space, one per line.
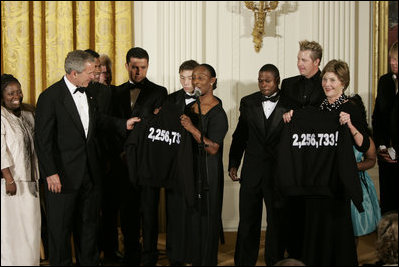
244, 1, 278, 52
372, 1, 389, 108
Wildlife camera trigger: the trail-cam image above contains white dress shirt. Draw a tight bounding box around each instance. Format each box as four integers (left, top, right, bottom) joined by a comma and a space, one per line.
262, 92, 278, 119
64, 76, 89, 137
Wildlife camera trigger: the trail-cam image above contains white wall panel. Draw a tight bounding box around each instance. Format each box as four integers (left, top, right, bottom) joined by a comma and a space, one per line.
134, 1, 372, 231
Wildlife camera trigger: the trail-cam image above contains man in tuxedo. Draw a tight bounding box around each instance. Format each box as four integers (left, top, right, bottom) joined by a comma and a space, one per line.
229, 64, 287, 266
280, 40, 325, 120
112, 47, 167, 265
372, 41, 398, 214
83, 49, 123, 263
34, 50, 140, 266
165, 59, 199, 112
164, 59, 199, 265
279, 40, 325, 260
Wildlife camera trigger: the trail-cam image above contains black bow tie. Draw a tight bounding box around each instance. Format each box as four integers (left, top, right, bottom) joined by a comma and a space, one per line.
74, 87, 86, 94
129, 81, 145, 90
262, 94, 279, 103
184, 94, 196, 100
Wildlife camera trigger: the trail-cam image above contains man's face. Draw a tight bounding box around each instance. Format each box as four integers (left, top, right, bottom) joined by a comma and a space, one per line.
92, 57, 101, 83
258, 71, 278, 97
297, 50, 319, 78
390, 53, 398, 75
75, 61, 95, 88
180, 70, 194, 93
125, 57, 148, 83
99, 65, 112, 86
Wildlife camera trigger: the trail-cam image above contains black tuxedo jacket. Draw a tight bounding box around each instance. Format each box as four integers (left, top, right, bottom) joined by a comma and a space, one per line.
228, 91, 288, 187
280, 70, 325, 110
113, 78, 167, 120
165, 88, 194, 113
34, 78, 126, 191
372, 72, 399, 151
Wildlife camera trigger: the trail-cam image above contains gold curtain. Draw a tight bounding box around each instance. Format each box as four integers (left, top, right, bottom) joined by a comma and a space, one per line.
372, 1, 389, 105
1, 1, 133, 105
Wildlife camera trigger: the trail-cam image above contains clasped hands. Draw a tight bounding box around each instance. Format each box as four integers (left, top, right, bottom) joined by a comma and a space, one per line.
283, 110, 353, 126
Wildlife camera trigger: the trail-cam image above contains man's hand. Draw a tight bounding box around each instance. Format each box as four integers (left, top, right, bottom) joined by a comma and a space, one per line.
229, 167, 240, 181
283, 110, 294, 123
126, 117, 141, 130
377, 148, 397, 163
47, 174, 62, 193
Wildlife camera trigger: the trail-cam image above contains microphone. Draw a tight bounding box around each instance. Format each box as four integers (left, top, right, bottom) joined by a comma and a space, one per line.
194, 87, 202, 98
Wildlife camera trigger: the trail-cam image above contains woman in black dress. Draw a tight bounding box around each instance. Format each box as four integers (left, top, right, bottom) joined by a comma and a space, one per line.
180, 64, 228, 266
283, 59, 370, 265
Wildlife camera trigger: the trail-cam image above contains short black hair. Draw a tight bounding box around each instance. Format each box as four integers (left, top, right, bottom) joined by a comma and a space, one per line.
1, 74, 21, 100
84, 49, 100, 58
259, 64, 280, 85
179, 60, 199, 73
126, 47, 149, 64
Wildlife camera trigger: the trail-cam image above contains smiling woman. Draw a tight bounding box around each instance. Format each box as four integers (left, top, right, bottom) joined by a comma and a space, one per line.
1, 74, 41, 266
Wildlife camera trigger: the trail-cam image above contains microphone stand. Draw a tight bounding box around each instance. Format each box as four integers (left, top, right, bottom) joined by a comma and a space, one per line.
194, 94, 210, 265
195, 95, 209, 201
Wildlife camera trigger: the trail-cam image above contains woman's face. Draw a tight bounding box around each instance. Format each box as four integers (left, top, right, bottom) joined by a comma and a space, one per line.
2, 82, 23, 110
322, 72, 344, 102
191, 66, 216, 96
258, 71, 278, 96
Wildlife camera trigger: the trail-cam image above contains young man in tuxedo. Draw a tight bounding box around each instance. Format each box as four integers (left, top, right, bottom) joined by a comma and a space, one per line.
164, 59, 199, 265
165, 59, 199, 112
112, 47, 167, 265
34, 50, 139, 266
228, 64, 287, 266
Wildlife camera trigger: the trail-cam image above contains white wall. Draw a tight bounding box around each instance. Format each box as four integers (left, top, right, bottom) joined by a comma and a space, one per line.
134, 1, 372, 231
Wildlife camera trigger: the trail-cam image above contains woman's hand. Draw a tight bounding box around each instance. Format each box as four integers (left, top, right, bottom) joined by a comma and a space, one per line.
180, 114, 195, 133
5, 181, 16, 196
2, 168, 17, 195
339, 112, 353, 127
228, 167, 240, 181
283, 110, 294, 123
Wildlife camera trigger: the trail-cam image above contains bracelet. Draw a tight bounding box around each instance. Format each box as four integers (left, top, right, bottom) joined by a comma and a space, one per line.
6, 180, 15, 185
353, 131, 358, 137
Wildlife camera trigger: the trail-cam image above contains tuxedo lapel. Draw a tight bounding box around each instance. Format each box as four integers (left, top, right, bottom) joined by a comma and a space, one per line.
265, 102, 285, 140
86, 94, 96, 141
61, 82, 86, 138
177, 89, 187, 113
253, 96, 266, 137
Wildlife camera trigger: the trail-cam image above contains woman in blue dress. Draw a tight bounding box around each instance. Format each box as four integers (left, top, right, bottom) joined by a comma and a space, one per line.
350, 95, 381, 242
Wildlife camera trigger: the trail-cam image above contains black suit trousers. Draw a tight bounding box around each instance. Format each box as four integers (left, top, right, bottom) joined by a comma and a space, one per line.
45, 173, 101, 266
234, 176, 284, 266
378, 160, 399, 214
140, 186, 161, 265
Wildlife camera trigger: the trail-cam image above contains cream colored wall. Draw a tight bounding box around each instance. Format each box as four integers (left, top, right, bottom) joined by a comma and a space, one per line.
134, 1, 372, 231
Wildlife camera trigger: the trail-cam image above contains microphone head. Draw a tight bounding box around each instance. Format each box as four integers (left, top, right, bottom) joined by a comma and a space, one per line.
194, 87, 202, 97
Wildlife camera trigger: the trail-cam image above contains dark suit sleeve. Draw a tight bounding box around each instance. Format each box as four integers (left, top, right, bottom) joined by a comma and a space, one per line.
338, 125, 364, 212
155, 86, 168, 108
96, 112, 128, 138
228, 98, 249, 170
344, 102, 370, 152
372, 76, 386, 148
34, 91, 58, 178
